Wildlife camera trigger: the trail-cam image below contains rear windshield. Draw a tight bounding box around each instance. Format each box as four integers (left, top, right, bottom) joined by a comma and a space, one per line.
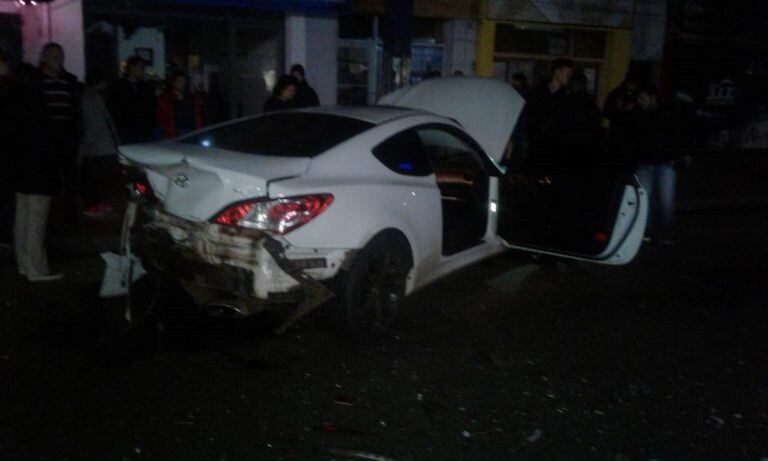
181, 112, 374, 157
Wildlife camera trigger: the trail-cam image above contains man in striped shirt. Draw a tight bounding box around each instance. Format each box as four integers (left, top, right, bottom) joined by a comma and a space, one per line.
39, 42, 81, 223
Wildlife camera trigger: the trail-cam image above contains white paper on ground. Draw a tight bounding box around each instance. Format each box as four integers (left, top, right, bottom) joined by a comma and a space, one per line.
99, 251, 146, 298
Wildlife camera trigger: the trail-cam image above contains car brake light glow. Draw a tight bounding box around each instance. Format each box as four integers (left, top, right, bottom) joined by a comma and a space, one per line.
211, 194, 334, 234
132, 181, 149, 196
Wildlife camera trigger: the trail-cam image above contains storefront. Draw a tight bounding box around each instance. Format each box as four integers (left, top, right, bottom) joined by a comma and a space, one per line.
338, 0, 476, 105
476, 0, 633, 106
84, 0, 346, 123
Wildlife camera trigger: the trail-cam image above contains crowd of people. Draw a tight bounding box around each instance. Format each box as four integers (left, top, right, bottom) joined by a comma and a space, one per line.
511, 58, 692, 244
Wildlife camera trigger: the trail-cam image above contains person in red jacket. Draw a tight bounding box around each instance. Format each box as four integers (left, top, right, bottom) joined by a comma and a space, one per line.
157, 71, 202, 139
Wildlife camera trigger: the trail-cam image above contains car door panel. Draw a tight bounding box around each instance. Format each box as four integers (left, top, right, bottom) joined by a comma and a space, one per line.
497, 165, 648, 264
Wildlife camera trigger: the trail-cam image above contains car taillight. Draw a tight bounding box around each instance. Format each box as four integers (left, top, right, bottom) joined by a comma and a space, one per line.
211, 194, 334, 234
123, 166, 155, 200
130, 181, 150, 198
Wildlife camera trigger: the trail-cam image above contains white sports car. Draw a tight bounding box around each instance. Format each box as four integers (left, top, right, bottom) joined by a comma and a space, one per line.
120, 77, 648, 341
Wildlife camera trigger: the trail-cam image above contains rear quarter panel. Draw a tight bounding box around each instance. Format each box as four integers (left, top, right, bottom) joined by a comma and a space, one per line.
268, 115, 451, 289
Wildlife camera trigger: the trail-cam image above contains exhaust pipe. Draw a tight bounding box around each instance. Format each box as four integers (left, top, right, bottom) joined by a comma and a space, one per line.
205, 302, 246, 318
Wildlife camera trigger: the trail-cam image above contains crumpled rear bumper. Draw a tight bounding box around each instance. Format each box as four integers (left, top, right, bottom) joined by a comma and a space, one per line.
133, 208, 347, 315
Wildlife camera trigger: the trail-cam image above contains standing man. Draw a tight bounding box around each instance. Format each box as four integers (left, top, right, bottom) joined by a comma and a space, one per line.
290, 64, 320, 108
563, 71, 602, 164
10, 63, 63, 281
628, 84, 692, 244
604, 70, 643, 155
516, 58, 574, 162
39, 42, 81, 224
80, 69, 120, 217
109, 56, 157, 144
510, 72, 530, 100
0, 50, 14, 247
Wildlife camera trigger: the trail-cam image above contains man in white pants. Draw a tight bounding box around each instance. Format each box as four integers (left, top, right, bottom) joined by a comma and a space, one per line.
15, 195, 61, 281
7, 52, 65, 281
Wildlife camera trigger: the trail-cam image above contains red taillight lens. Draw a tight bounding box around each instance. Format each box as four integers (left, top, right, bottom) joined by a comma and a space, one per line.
212, 202, 256, 226
133, 181, 148, 196
124, 166, 155, 200
211, 194, 334, 234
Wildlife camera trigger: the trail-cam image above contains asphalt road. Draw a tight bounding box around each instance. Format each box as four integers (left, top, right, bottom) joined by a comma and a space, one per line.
1, 204, 767, 461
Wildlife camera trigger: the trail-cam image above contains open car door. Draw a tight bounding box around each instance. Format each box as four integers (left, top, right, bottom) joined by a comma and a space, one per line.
497, 162, 648, 265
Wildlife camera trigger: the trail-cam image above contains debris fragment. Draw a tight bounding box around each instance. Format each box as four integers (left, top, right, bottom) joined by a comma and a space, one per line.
315, 423, 364, 435
462, 430, 472, 439
334, 395, 354, 406
328, 447, 397, 461
526, 429, 543, 443
487, 353, 513, 369
707, 415, 725, 428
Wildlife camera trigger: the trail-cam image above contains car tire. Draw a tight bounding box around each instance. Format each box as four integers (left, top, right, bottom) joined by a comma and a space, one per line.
329, 232, 411, 342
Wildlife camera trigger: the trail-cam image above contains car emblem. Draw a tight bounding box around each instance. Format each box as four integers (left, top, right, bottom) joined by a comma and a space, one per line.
173, 173, 190, 188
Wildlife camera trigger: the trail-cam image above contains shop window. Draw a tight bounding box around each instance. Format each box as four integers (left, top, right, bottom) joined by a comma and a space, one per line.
410, 43, 444, 83
495, 25, 569, 56
338, 44, 371, 106
573, 31, 606, 59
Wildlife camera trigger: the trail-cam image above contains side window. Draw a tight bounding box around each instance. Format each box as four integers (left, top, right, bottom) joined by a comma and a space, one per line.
372, 129, 433, 176
416, 127, 484, 174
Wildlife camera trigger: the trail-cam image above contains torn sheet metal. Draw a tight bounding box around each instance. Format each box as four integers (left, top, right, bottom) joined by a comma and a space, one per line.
134, 206, 337, 331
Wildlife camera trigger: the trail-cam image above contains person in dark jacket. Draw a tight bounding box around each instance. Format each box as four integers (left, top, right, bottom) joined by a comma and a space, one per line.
80, 70, 120, 216
109, 55, 157, 143
561, 71, 603, 165
290, 64, 320, 108
263, 75, 298, 113
0, 50, 13, 246
604, 70, 643, 155
39, 42, 81, 225
629, 84, 692, 244
515, 58, 574, 162
157, 71, 202, 139
510, 72, 530, 100
5, 63, 63, 281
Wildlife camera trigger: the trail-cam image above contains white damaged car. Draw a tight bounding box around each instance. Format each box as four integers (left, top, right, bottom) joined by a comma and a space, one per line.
120, 77, 648, 340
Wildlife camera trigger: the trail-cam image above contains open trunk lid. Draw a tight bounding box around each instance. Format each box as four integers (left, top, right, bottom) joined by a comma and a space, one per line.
120, 142, 310, 221
378, 76, 524, 163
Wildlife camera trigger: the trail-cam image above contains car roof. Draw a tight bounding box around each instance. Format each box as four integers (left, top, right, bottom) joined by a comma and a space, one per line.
297, 105, 433, 125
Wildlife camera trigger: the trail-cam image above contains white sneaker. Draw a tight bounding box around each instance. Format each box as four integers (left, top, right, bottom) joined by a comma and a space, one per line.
27, 273, 64, 282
